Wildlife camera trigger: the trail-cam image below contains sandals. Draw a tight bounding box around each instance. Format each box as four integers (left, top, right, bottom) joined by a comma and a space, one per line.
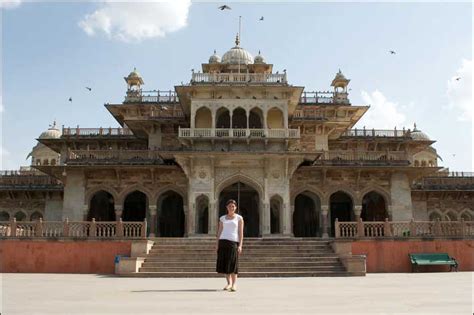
223, 284, 232, 291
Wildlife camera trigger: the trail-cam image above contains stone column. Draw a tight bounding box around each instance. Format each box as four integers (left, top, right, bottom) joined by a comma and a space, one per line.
390, 172, 413, 220
183, 205, 189, 237
114, 205, 123, 220
208, 201, 217, 235
149, 205, 157, 237
62, 170, 86, 221
321, 205, 329, 238
187, 202, 195, 237
354, 205, 362, 221
282, 202, 292, 236
387, 205, 393, 221
262, 202, 271, 236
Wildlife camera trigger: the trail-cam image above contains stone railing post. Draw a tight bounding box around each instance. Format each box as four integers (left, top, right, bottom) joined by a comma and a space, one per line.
141, 218, 147, 239
409, 219, 416, 237
115, 205, 123, 221
383, 218, 392, 237
63, 218, 70, 237
10, 217, 17, 237
354, 205, 362, 221
357, 218, 365, 238
149, 205, 157, 237
334, 218, 340, 238
321, 205, 329, 238
116, 218, 124, 238
90, 218, 97, 238
35, 218, 43, 237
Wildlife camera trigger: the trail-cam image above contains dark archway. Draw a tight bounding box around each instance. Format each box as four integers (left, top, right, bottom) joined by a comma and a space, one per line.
293, 192, 320, 237
14, 211, 26, 221
330, 191, 354, 237
196, 195, 209, 234
232, 108, 247, 129
88, 190, 115, 221
219, 182, 260, 237
158, 191, 185, 237
122, 191, 147, 221
249, 108, 263, 128
270, 195, 282, 234
0, 211, 10, 221
361, 191, 388, 221
216, 108, 230, 128
30, 212, 43, 221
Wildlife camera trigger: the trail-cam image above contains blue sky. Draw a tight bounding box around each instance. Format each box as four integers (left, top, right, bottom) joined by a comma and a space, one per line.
1, 1, 472, 171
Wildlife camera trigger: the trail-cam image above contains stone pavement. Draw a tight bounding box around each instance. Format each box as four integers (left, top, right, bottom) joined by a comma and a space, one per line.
1, 273, 472, 314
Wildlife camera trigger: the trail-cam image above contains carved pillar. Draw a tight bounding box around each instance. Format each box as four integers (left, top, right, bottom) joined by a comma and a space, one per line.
262, 202, 271, 236
354, 205, 362, 222
321, 205, 329, 238
212, 110, 216, 129
183, 205, 189, 237
284, 108, 288, 129
229, 112, 233, 129
114, 205, 123, 221
387, 205, 393, 220
82, 204, 89, 221
187, 202, 195, 237
149, 205, 157, 237
190, 107, 196, 129
208, 201, 217, 235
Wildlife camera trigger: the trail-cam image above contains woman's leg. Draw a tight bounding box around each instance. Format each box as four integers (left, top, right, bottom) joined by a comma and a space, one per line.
224, 274, 232, 289
230, 273, 237, 290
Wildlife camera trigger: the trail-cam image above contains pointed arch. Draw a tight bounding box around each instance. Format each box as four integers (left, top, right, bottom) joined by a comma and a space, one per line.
215, 173, 263, 199
118, 184, 153, 205
85, 186, 119, 206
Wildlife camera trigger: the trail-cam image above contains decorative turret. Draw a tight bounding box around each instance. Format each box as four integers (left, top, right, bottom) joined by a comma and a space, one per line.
28, 121, 61, 166
254, 50, 266, 64
209, 50, 221, 64
331, 69, 350, 104
124, 68, 144, 102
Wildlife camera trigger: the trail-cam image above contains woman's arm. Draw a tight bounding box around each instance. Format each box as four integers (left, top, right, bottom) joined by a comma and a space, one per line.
216, 221, 223, 252
238, 217, 244, 254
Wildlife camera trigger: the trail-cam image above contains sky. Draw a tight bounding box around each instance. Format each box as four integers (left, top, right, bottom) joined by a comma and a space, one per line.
1, 1, 472, 171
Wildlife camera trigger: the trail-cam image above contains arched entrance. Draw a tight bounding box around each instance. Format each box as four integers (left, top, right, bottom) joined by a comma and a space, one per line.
219, 182, 260, 237
270, 195, 283, 234
330, 191, 354, 237
361, 191, 388, 221
293, 191, 321, 237
122, 191, 147, 221
0, 211, 10, 221
232, 108, 247, 129
196, 195, 209, 234
88, 190, 115, 221
30, 212, 43, 221
158, 191, 185, 237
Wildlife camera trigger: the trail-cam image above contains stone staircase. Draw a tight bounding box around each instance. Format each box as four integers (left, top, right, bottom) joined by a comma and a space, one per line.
130, 238, 363, 277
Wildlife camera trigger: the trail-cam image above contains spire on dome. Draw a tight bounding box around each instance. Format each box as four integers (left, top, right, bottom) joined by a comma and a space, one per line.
235, 33, 240, 47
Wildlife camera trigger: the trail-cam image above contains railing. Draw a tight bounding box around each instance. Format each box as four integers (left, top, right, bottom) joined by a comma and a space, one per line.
178, 128, 300, 139
0, 174, 62, 187
299, 91, 350, 105
67, 150, 166, 165
125, 90, 179, 103
0, 218, 147, 239
313, 150, 409, 166
335, 218, 474, 238
342, 128, 412, 138
412, 176, 474, 190
191, 73, 287, 84
62, 127, 134, 137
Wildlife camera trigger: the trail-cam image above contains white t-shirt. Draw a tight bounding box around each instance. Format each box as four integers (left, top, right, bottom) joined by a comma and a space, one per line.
219, 214, 243, 243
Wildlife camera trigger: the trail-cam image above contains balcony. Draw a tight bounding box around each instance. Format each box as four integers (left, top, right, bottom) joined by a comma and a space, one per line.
0, 172, 62, 190
313, 150, 409, 166
190, 72, 287, 84
178, 128, 300, 140
67, 150, 167, 165
299, 91, 350, 105
125, 90, 179, 103
62, 127, 135, 138
412, 172, 474, 190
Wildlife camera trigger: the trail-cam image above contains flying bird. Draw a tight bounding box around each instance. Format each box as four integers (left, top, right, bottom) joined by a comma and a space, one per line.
389, 50, 396, 55
85, 87, 92, 91
455, 77, 461, 81
218, 5, 231, 10
68, 97, 72, 102
259, 16, 264, 21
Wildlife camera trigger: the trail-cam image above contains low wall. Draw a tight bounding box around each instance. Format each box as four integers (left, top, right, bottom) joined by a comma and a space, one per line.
0, 239, 132, 274
350, 238, 474, 272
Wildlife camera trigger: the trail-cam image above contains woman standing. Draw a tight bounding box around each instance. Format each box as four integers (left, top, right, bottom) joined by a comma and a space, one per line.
216, 199, 244, 292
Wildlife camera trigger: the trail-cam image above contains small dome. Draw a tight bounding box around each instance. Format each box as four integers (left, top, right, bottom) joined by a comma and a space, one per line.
222, 46, 253, 65
127, 68, 142, 79
254, 51, 265, 64
39, 121, 61, 139
209, 50, 221, 63
411, 124, 430, 141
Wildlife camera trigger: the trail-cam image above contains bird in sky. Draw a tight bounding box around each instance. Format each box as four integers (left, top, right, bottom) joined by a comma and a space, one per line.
259, 16, 264, 21
68, 97, 72, 102
218, 5, 231, 10
85, 87, 92, 91
455, 77, 461, 81
389, 50, 396, 55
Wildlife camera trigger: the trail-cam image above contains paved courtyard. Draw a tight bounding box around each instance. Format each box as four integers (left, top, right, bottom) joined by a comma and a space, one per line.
1, 273, 472, 314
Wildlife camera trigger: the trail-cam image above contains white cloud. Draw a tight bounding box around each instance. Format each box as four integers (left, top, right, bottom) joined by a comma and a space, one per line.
79, 1, 191, 43
355, 90, 407, 129
0, 0, 22, 9
447, 59, 472, 122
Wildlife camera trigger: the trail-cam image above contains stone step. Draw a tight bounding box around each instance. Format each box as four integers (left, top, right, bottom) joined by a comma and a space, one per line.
139, 265, 347, 272
148, 248, 333, 253
121, 271, 361, 278
141, 261, 342, 268
144, 257, 341, 263
150, 244, 331, 249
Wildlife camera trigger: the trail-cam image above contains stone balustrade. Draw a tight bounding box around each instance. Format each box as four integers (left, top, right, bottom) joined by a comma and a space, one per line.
191, 72, 287, 84
298, 91, 350, 105
341, 128, 411, 138
178, 127, 300, 139
313, 150, 409, 166
0, 218, 147, 239
0, 174, 62, 188
62, 127, 134, 137
67, 150, 165, 165
335, 218, 474, 238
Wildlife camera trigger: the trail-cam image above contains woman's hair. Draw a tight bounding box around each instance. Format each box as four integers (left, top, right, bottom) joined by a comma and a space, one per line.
225, 199, 237, 207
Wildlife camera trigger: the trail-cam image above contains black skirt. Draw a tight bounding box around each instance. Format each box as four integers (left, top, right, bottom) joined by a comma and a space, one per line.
216, 239, 239, 274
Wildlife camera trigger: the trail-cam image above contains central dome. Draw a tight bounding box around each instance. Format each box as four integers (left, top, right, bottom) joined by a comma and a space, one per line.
221, 34, 253, 65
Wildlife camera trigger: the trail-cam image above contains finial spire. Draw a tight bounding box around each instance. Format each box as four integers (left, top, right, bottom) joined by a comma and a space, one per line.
235, 33, 240, 46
